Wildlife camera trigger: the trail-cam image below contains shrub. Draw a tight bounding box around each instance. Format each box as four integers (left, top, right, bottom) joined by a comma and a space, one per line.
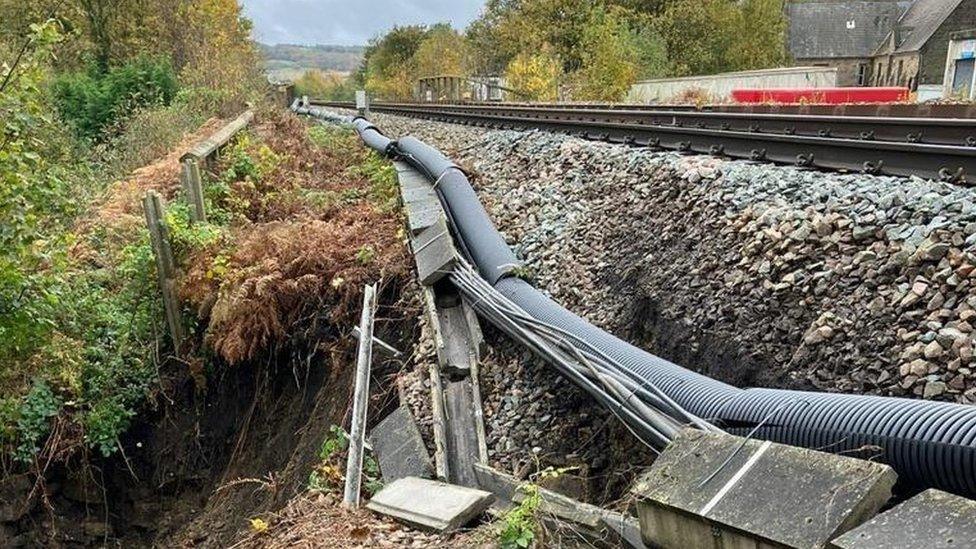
504, 47, 562, 101
53, 56, 179, 139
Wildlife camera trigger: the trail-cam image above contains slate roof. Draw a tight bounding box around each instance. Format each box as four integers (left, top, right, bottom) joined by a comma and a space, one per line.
787, 0, 912, 59
887, 0, 965, 52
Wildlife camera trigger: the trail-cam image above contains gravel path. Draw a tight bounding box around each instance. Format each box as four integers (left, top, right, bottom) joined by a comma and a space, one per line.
356, 109, 976, 499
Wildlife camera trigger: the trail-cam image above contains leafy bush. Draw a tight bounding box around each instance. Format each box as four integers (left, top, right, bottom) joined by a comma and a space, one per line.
53, 56, 179, 139
504, 48, 562, 101
13, 381, 61, 462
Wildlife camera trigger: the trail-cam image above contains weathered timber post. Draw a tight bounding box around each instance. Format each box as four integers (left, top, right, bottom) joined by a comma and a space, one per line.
179, 110, 254, 225
143, 190, 183, 350
180, 159, 207, 224
344, 283, 378, 507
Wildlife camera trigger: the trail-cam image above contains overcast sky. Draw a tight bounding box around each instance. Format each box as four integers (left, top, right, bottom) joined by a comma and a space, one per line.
241, 0, 486, 46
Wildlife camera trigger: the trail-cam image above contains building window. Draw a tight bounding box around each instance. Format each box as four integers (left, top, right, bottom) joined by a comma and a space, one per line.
897, 59, 904, 86
856, 63, 867, 86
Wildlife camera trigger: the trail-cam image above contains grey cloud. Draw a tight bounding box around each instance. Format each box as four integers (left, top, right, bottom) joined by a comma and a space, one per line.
241, 0, 485, 45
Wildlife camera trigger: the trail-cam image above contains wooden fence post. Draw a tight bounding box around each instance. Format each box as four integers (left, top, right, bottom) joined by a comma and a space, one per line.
344, 283, 378, 508
143, 190, 183, 350
180, 159, 207, 224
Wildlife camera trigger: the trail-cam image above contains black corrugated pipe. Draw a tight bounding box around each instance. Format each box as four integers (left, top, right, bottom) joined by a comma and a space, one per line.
322, 108, 976, 498
351, 117, 397, 156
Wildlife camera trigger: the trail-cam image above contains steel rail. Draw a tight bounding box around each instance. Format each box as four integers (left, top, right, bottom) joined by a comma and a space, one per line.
362, 102, 976, 146
352, 102, 976, 183
313, 99, 976, 118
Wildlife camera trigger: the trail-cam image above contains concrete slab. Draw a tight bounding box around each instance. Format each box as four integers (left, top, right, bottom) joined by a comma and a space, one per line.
366, 476, 494, 532
405, 205, 442, 236
632, 429, 896, 549
368, 406, 434, 483
413, 218, 456, 285
830, 489, 976, 549
402, 185, 438, 204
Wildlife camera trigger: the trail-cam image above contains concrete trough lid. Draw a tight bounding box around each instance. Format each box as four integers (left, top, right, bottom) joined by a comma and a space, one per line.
365, 476, 494, 532
829, 489, 976, 549
368, 406, 434, 483
413, 217, 457, 286
631, 429, 896, 549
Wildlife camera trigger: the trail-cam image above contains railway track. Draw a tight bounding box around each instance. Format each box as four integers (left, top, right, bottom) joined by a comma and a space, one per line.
314, 100, 976, 183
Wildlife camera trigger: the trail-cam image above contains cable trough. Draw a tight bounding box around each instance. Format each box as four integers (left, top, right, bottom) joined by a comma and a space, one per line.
313, 100, 976, 183
296, 104, 976, 499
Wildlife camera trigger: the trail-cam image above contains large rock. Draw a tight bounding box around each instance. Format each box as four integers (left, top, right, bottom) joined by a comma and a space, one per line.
0, 474, 34, 522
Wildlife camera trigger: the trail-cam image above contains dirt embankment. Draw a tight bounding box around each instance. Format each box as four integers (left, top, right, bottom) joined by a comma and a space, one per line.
2, 112, 424, 547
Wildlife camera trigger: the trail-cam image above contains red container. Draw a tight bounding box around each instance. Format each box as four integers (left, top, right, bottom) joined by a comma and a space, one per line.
731, 87, 910, 104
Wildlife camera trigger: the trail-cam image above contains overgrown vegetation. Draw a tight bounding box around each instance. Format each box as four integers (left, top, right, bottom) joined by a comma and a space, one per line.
307, 424, 382, 498
0, 0, 263, 470
178, 119, 407, 366
351, 0, 788, 102
53, 55, 179, 139
499, 483, 542, 549
495, 466, 576, 548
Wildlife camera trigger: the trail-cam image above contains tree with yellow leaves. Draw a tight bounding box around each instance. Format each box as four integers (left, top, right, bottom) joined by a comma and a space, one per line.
412, 24, 470, 80
504, 46, 562, 101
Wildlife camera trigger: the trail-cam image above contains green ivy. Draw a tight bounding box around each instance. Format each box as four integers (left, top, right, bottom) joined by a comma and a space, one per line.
13, 381, 61, 463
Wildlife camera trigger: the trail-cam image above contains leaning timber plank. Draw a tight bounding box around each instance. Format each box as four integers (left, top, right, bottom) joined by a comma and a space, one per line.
469, 358, 489, 464
180, 160, 207, 224
143, 191, 183, 348
181, 110, 254, 163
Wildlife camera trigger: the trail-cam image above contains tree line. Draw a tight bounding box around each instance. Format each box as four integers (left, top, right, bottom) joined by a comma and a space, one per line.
319, 0, 789, 102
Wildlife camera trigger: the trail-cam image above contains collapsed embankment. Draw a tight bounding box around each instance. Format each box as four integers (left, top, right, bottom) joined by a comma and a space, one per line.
2, 111, 426, 547
356, 109, 976, 501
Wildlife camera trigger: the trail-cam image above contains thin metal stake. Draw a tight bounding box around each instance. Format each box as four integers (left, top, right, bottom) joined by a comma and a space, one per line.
343, 283, 378, 507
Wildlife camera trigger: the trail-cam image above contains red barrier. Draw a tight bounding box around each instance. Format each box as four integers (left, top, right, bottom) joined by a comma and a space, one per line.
731, 87, 910, 104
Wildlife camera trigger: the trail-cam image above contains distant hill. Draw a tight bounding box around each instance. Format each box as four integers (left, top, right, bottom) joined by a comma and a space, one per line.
259, 43, 365, 80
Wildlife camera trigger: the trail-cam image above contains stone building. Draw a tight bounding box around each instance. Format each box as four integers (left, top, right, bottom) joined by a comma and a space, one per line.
787, 0, 976, 89
943, 28, 976, 98
869, 0, 976, 89
787, 0, 910, 86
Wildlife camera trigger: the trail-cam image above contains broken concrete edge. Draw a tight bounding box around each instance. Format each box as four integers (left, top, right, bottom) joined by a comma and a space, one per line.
472, 463, 647, 547
413, 216, 458, 286
365, 476, 494, 533
395, 160, 488, 491
631, 429, 897, 549
829, 488, 976, 549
